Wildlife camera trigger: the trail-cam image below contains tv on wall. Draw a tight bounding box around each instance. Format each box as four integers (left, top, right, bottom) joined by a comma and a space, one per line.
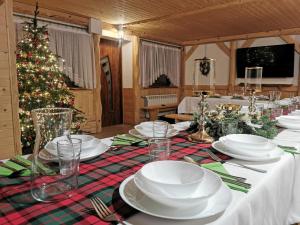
236, 44, 295, 78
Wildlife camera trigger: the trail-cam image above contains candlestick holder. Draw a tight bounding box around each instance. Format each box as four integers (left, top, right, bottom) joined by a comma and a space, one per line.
189, 91, 213, 143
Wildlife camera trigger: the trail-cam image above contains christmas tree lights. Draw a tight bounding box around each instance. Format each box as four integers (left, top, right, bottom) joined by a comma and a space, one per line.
16, 4, 85, 150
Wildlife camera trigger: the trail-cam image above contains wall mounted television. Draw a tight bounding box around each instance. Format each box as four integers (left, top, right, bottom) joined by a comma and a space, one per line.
236, 44, 295, 78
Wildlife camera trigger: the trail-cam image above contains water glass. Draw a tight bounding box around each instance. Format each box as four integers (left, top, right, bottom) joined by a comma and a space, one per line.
271, 107, 283, 120
221, 120, 239, 136
152, 120, 169, 137
148, 138, 170, 161
57, 138, 81, 178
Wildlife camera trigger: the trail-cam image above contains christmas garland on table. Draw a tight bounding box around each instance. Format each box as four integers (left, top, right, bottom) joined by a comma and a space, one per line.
190, 104, 278, 141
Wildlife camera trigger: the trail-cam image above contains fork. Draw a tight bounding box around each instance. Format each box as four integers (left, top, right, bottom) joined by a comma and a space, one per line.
90, 196, 127, 225
206, 149, 267, 173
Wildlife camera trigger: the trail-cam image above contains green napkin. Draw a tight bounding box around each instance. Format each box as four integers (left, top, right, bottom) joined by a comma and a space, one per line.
112, 134, 147, 147
202, 162, 249, 193
0, 159, 31, 177
278, 145, 300, 155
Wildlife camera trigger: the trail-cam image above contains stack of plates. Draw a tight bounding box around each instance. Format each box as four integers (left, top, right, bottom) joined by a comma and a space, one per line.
39, 135, 109, 162
129, 121, 179, 139
212, 134, 283, 161
119, 160, 232, 220
276, 115, 300, 130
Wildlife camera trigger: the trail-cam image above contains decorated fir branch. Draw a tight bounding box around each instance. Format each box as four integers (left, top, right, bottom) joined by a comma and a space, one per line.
16, 3, 85, 149
192, 104, 278, 140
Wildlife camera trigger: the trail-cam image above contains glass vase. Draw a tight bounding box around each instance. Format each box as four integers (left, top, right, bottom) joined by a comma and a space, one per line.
30, 108, 79, 202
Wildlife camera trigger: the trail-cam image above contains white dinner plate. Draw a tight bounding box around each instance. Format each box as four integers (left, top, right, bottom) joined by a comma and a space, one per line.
172, 121, 192, 131
129, 129, 178, 139
39, 141, 109, 162
119, 175, 232, 220
277, 121, 300, 130
212, 141, 283, 162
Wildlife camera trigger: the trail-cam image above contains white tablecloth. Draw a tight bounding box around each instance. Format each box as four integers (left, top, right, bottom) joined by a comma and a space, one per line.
178, 96, 268, 113
110, 130, 300, 225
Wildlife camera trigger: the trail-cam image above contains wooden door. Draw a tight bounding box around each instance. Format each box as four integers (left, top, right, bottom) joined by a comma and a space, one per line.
100, 39, 123, 126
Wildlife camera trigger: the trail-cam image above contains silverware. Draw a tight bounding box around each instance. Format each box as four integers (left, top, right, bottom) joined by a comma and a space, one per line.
183, 156, 247, 182
206, 149, 267, 173
90, 196, 127, 225
220, 176, 251, 189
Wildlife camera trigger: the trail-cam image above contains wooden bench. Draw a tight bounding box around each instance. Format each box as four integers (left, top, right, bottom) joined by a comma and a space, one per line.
164, 113, 193, 122
141, 104, 178, 121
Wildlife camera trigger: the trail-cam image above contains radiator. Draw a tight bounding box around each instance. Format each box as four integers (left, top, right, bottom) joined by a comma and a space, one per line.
142, 94, 178, 107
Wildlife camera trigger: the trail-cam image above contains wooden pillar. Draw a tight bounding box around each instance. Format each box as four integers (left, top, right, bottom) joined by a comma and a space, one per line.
298, 56, 300, 96
179, 48, 185, 101
0, 0, 21, 158
228, 41, 237, 94
132, 36, 140, 124
93, 34, 102, 132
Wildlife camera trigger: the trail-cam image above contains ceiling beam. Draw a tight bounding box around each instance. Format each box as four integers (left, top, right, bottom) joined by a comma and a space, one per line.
184, 46, 198, 62
183, 28, 300, 46
124, 0, 263, 26
216, 42, 230, 57
240, 38, 256, 48
280, 35, 300, 54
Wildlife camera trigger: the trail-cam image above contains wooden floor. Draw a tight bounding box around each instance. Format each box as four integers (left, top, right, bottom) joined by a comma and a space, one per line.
93, 124, 133, 139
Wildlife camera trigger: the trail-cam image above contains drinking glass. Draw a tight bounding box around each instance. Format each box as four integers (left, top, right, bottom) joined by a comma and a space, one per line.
270, 107, 283, 120
152, 120, 169, 138
148, 138, 170, 161
221, 120, 239, 136
31, 108, 78, 202
57, 138, 81, 182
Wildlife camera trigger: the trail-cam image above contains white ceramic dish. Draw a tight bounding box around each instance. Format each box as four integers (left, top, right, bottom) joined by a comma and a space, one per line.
134, 168, 221, 209
212, 141, 283, 162
173, 121, 191, 131
40, 141, 109, 162
129, 129, 178, 139
134, 125, 177, 138
220, 137, 276, 154
45, 138, 101, 156
222, 134, 269, 149
119, 175, 232, 220
50, 135, 95, 147
136, 160, 205, 198
276, 121, 300, 130
138, 121, 173, 130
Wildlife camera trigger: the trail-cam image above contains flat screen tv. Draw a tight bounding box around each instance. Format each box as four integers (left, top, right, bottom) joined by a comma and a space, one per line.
236, 44, 295, 78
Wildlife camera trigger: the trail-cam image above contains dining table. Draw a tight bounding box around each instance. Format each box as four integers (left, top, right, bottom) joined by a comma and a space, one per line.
0, 129, 300, 225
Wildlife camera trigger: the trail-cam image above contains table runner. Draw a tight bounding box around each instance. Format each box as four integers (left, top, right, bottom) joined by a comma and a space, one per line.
0, 133, 230, 225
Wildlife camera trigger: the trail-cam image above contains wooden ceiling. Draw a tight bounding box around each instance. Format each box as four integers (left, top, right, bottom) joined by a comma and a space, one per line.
13, 0, 300, 45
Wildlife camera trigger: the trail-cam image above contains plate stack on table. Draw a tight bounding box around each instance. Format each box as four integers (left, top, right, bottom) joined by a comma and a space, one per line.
40, 135, 109, 162
119, 160, 232, 220
276, 115, 300, 130
213, 134, 283, 161
129, 121, 179, 139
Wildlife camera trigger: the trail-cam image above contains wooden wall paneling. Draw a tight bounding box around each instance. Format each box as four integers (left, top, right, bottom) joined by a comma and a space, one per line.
179, 48, 185, 102
132, 36, 141, 124
228, 41, 237, 94
241, 38, 256, 48
0, 0, 21, 159
123, 88, 135, 124
93, 34, 102, 132
298, 56, 300, 96
216, 42, 230, 56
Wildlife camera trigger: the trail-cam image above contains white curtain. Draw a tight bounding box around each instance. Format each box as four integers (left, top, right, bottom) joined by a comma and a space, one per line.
15, 21, 96, 89
140, 41, 181, 88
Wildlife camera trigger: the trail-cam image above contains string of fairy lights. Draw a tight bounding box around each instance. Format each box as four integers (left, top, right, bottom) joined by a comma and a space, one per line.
17, 21, 85, 148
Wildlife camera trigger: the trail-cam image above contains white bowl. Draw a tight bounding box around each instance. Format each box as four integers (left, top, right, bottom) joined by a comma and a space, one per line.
222, 134, 269, 149
51, 135, 94, 147
277, 115, 300, 123
134, 125, 177, 138
220, 136, 274, 153
134, 168, 221, 209
137, 160, 205, 198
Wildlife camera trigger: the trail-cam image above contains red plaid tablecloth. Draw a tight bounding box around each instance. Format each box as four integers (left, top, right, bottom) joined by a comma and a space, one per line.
0, 133, 230, 225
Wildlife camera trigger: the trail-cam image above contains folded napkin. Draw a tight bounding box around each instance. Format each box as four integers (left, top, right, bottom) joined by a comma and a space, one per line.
112, 134, 147, 147
0, 156, 31, 177
202, 162, 249, 193
278, 145, 300, 155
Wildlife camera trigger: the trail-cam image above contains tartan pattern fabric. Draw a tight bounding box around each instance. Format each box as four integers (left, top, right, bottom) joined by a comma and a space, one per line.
0, 133, 230, 225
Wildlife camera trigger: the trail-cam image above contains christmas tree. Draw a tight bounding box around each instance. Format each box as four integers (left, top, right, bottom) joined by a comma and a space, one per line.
16, 4, 85, 150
